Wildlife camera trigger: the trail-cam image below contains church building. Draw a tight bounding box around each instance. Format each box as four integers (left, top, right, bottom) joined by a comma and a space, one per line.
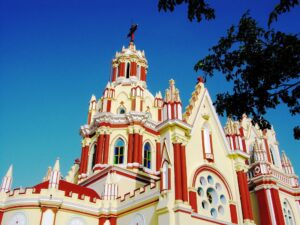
0, 32, 299, 225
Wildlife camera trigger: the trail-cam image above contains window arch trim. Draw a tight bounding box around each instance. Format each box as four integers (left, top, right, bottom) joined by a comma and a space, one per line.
192, 165, 233, 200
113, 138, 125, 165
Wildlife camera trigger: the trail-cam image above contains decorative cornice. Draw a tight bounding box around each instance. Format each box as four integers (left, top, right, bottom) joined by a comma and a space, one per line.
156, 119, 192, 133
80, 112, 159, 137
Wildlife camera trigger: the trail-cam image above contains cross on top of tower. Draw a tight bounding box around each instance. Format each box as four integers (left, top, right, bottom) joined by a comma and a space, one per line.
127, 24, 138, 42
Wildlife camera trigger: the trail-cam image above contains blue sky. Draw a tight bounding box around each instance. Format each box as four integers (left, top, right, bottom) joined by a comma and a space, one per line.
0, 0, 299, 188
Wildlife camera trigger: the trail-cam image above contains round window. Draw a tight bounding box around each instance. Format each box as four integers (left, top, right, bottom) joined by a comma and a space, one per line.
200, 176, 207, 186
218, 205, 224, 215
220, 194, 227, 204
215, 183, 222, 191
202, 200, 209, 209
207, 175, 214, 185
206, 188, 218, 205
210, 208, 217, 218
196, 173, 228, 219
197, 187, 204, 197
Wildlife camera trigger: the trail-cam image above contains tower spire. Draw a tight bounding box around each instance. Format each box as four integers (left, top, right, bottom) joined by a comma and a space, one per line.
0, 165, 13, 193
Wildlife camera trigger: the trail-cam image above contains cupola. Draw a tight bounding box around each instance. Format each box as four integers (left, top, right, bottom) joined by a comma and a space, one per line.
111, 42, 148, 86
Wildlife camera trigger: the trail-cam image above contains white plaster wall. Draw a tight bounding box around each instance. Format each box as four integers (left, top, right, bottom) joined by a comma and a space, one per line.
117, 204, 157, 225
55, 211, 98, 225
2, 209, 41, 225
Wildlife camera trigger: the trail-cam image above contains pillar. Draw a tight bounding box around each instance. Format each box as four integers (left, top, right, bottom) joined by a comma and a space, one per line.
112, 66, 117, 81
158, 108, 162, 121
140, 66, 146, 81
106, 100, 112, 112
119, 62, 125, 77
138, 134, 143, 165
79, 144, 89, 175
256, 189, 272, 225
131, 98, 136, 111
156, 141, 161, 171
180, 144, 188, 203
173, 143, 182, 201
189, 190, 198, 212
127, 133, 134, 164
236, 170, 254, 221
109, 217, 117, 225
130, 61, 137, 76
230, 203, 238, 224
133, 133, 139, 164
98, 217, 106, 225
95, 134, 105, 165
264, 139, 272, 163
0, 211, 3, 224
270, 188, 285, 225
103, 134, 110, 164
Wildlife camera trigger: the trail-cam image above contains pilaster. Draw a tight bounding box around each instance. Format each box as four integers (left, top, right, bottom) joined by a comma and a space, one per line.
232, 151, 255, 224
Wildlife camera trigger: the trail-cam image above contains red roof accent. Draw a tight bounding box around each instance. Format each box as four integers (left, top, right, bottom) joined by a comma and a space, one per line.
33, 180, 100, 201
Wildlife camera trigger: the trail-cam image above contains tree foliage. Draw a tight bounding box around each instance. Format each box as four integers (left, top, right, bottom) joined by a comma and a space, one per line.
158, 0, 215, 22
158, 0, 300, 139
268, 0, 299, 27
158, 0, 299, 27
194, 14, 300, 138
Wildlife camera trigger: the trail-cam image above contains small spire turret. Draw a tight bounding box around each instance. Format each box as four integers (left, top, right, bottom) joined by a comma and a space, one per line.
43, 166, 52, 182
281, 151, 295, 174
0, 165, 13, 193
48, 158, 61, 189
87, 94, 97, 124
163, 79, 182, 120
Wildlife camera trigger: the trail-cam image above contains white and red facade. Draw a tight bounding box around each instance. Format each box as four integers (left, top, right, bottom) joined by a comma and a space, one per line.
0, 40, 299, 225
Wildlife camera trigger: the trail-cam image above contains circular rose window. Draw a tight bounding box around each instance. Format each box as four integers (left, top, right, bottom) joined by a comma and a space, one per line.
196, 174, 228, 219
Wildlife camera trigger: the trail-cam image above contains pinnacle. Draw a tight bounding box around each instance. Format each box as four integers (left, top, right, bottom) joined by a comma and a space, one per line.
53, 158, 60, 172
5, 165, 13, 177
90, 94, 96, 102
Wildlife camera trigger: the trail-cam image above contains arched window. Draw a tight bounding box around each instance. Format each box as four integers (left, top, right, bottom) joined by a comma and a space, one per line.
92, 144, 97, 168
202, 123, 214, 161
117, 105, 126, 114
120, 108, 126, 114
270, 146, 280, 167
126, 62, 130, 78
137, 64, 140, 79
270, 148, 275, 165
143, 142, 151, 169
283, 200, 295, 225
248, 144, 255, 164
114, 138, 125, 164
162, 161, 169, 190
116, 66, 119, 78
